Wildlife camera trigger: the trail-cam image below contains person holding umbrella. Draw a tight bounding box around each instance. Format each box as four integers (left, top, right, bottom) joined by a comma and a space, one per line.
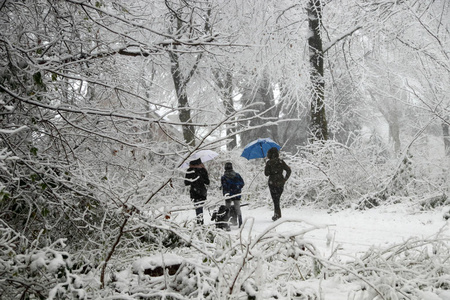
184, 158, 210, 225
264, 147, 291, 221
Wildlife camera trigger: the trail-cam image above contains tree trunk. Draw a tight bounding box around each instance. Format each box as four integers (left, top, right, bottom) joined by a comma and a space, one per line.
443, 119, 450, 156
240, 73, 279, 147
170, 52, 196, 146
215, 70, 237, 150
307, 0, 328, 142
389, 120, 401, 154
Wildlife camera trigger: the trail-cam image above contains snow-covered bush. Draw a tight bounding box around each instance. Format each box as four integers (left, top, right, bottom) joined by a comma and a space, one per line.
97, 217, 324, 299
344, 235, 450, 299
279, 140, 449, 212
282, 141, 384, 210
0, 223, 86, 299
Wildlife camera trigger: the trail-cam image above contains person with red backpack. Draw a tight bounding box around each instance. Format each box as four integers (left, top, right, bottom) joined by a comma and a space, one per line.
220, 162, 245, 228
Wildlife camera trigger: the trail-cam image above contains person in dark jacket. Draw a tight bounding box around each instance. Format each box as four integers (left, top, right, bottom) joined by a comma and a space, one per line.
185, 158, 210, 225
264, 147, 291, 221
221, 162, 245, 227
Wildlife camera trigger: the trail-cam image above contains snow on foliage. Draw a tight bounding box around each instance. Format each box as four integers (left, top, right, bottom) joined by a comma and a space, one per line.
1, 0, 450, 299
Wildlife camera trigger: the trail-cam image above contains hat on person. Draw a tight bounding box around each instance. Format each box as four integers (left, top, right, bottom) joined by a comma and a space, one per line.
225, 162, 233, 170
190, 158, 202, 166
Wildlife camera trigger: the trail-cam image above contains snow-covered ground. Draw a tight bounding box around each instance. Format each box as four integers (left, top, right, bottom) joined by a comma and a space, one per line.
179, 202, 450, 299
237, 204, 449, 260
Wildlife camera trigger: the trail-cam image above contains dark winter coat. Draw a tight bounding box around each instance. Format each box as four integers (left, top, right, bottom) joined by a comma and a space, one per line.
264, 148, 291, 187
185, 166, 210, 200
221, 170, 245, 200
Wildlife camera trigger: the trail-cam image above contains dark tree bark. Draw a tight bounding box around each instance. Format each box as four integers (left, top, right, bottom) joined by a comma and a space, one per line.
170, 51, 196, 146
307, 0, 328, 142
240, 74, 279, 147
215, 70, 237, 150
278, 86, 310, 152
443, 119, 450, 156
165, 3, 212, 147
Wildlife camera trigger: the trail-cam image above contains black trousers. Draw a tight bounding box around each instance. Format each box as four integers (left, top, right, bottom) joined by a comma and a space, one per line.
193, 198, 205, 224
225, 198, 242, 226
269, 185, 284, 218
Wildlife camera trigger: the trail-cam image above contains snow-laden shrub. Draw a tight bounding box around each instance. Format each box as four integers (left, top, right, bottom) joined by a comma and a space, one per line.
282, 141, 381, 210
104, 218, 324, 299
0, 222, 87, 300
278, 140, 449, 212
342, 236, 450, 299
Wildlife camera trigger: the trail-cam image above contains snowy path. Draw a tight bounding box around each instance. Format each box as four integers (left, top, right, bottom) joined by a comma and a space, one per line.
226, 204, 450, 259
178, 203, 450, 299
234, 205, 450, 299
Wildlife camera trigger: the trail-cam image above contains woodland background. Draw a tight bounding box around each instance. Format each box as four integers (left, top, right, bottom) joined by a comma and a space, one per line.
1, 0, 449, 299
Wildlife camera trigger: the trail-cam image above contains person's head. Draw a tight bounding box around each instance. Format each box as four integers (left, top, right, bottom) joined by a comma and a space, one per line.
267, 147, 279, 159
189, 158, 202, 166
224, 162, 233, 171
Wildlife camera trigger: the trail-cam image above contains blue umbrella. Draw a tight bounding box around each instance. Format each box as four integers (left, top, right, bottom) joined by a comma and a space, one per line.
241, 138, 281, 160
